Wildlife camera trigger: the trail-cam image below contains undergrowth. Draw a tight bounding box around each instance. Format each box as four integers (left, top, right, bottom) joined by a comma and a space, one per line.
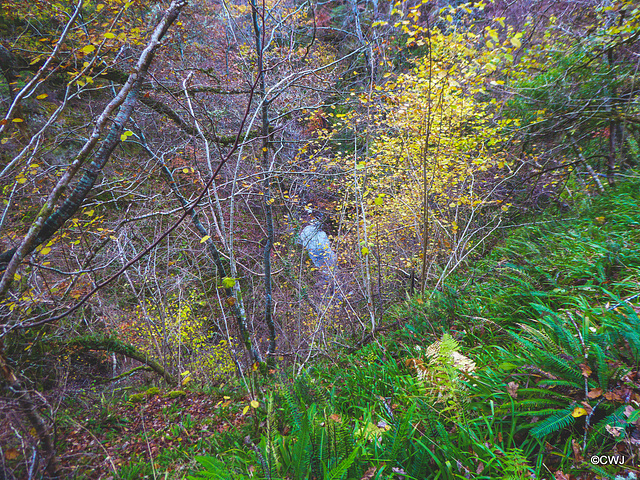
189, 179, 640, 479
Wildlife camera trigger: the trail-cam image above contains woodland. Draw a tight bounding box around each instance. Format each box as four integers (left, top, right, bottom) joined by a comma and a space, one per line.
0, 0, 639, 478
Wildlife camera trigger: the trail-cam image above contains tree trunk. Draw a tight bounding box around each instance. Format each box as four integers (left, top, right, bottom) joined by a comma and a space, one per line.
0, 342, 61, 479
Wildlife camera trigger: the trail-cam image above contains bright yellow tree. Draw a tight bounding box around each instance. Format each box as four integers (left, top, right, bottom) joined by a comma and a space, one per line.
324, 4, 524, 298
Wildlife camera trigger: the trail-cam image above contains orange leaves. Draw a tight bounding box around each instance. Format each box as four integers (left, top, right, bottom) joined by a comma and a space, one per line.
405, 357, 427, 375
5, 448, 19, 460
587, 388, 603, 399
579, 363, 592, 378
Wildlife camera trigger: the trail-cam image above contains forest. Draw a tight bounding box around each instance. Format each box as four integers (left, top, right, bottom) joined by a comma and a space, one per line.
0, 0, 639, 478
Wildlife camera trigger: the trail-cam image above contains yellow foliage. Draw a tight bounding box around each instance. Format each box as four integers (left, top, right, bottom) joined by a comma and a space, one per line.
119, 292, 235, 381
323, 24, 516, 270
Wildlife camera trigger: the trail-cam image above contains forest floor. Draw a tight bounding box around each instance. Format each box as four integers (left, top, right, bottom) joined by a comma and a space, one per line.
56, 388, 253, 479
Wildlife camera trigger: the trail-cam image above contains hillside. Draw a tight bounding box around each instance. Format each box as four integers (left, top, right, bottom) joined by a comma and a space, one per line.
28, 179, 640, 479
0, 0, 639, 478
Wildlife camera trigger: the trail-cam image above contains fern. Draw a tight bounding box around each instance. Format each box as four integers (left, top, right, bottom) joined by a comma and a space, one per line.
592, 343, 611, 390
514, 407, 571, 417
325, 445, 360, 480
188, 453, 253, 480
502, 448, 532, 480
518, 323, 562, 355
536, 379, 584, 389
290, 410, 312, 479
590, 405, 627, 441
513, 398, 568, 410
388, 403, 416, 464
530, 405, 576, 438
510, 332, 584, 384
587, 463, 617, 480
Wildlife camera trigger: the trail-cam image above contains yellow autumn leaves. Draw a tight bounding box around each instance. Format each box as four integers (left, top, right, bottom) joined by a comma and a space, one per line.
214, 396, 260, 415
242, 400, 260, 416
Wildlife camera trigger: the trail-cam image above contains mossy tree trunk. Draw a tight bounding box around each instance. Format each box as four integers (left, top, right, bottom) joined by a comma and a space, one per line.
64, 334, 176, 386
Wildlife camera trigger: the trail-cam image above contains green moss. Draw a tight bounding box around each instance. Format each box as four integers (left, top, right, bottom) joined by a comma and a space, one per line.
164, 390, 187, 399
145, 387, 160, 397
129, 393, 145, 403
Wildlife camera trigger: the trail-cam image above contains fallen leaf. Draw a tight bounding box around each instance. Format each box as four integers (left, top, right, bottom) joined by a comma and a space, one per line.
571, 406, 588, 418
506, 381, 518, 399
587, 388, 602, 399
580, 401, 593, 415
579, 363, 592, 378
377, 420, 390, 431
6, 448, 18, 460
605, 424, 624, 438
360, 466, 377, 480
605, 391, 622, 401
571, 438, 583, 462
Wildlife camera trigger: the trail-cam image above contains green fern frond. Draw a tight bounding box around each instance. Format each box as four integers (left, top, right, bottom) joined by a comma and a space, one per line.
290, 411, 312, 479
325, 445, 361, 480
436, 422, 454, 450
514, 407, 570, 417
387, 404, 415, 463
530, 405, 576, 438
592, 343, 611, 390
535, 351, 584, 384
510, 332, 584, 384
518, 323, 561, 354
536, 379, 584, 390
502, 447, 532, 480
586, 463, 617, 480
545, 317, 582, 357
512, 399, 568, 410
188, 454, 252, 480
617, 321, 640, 361
515, 387, 576, 400
591, 405, 627, 437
